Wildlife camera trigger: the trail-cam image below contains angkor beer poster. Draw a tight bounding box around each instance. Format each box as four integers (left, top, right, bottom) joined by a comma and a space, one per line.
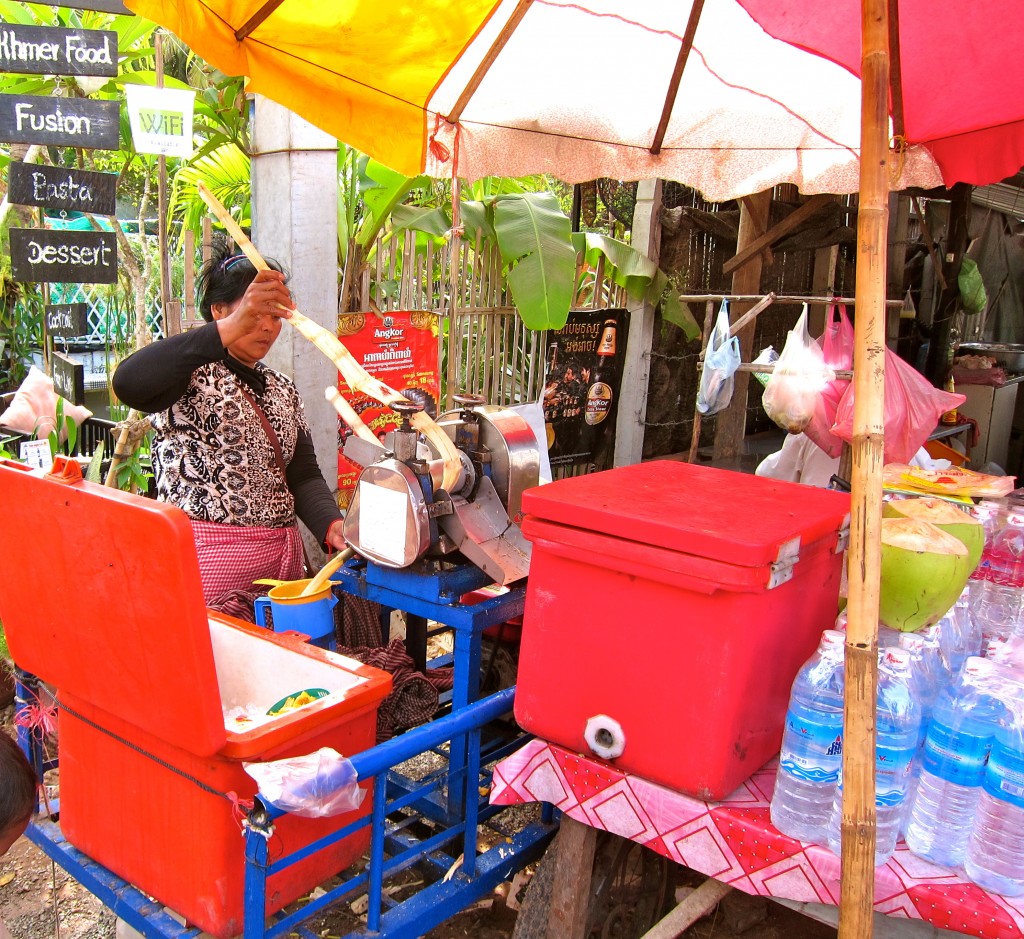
543, 308, 629, 467
335, 311, 440, 510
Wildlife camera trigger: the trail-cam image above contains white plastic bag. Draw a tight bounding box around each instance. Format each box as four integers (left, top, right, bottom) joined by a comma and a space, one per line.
696, 301, 741, 416
762, 305, 834, 433
243, 747, 365, 818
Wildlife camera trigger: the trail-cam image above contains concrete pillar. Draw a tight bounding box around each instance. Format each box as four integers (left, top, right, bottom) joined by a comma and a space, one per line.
251, 97, 340, 561
614, 178, 662, 467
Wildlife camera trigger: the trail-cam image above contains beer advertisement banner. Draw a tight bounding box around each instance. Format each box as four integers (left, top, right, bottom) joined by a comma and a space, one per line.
543, 308, 629, 468
335, 310, 440, 510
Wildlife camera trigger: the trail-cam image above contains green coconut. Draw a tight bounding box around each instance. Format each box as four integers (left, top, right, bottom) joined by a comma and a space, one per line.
883, 497, 984, 575
879, 517, 972, 632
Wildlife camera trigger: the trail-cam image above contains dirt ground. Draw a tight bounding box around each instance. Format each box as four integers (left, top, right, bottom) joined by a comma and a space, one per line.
0, 697, 840, 939
0, 829, 843, 939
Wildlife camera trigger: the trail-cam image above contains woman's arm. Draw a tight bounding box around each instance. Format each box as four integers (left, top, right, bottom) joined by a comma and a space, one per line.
288, 427, 345, 549
112, 321, 226, 413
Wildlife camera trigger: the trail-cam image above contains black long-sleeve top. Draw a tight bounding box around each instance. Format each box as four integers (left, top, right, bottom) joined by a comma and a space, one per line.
113, 322, 342, 547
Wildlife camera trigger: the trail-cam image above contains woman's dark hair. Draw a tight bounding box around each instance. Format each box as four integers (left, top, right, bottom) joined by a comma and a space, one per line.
197, 240, 288, 322
0, 733, 36, 832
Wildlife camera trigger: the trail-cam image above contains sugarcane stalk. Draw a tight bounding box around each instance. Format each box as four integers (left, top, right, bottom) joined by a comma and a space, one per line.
196, 183, 463, 491
325, 387, 379, 445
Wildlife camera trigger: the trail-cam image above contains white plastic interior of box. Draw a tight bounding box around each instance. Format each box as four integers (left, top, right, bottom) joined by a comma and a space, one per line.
209, 618, 369, 731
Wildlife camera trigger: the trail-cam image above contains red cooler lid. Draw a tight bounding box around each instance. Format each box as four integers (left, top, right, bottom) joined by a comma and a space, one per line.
0, 460, 225, 756
521, 461, 851, 568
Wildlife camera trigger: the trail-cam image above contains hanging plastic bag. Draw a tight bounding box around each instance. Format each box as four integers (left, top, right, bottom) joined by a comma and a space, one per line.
958, 258, 987, 315
830, 348, 966, 465
804, 304, 855, 458
696, 301, 741, 416
762, 305, 835, 434
243, 747, 365, 818
750, 346, 779, 388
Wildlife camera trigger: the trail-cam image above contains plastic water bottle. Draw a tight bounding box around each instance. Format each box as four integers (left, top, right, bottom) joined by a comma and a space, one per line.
972, 505, 1024, 643
904, 657, 1003, 869
964, 677, 1024, 895
899, 630, 948, 828
954, 586, 984, 658
826, 647, 921, 866
900, 630, 945, 745
934, 613, 970, 679
770, 629, 845, 843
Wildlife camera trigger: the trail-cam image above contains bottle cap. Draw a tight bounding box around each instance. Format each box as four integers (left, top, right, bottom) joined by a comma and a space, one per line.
882, 648, 912, 669
821, 629, 844, 649
900, 633, 925, 653
964, 655, 996, 676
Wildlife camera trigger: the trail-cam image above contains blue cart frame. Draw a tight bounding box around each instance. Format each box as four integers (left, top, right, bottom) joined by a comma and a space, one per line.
15, 562, 557, 938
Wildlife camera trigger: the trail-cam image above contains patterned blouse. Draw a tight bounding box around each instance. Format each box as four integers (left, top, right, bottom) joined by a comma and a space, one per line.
112, 321, 341, 542
150, 360, 304, 527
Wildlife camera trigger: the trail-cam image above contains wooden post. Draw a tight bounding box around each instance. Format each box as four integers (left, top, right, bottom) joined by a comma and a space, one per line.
886, 193, 910, 343
546, 817, 598, 939
839, 1, 888, 938
614, 178, 661, 467
810, 241, 839, 338
154, 31, 178, 337
713, 190, 771, 462
923, 183, 971, 387
183, 228, 196, 326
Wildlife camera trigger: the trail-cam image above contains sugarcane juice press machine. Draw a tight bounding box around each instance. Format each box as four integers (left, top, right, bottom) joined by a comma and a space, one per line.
335, 392, 536, 803
318, 392, 555, 929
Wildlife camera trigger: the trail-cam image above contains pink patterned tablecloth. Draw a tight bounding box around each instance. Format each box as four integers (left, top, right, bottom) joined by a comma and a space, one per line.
490, 739, 1024, 939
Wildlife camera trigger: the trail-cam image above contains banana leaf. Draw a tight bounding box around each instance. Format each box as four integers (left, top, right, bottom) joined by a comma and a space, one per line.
492, 192, 575, 331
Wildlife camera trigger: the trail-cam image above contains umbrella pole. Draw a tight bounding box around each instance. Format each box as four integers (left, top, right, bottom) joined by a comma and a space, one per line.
839, 1, 889, 938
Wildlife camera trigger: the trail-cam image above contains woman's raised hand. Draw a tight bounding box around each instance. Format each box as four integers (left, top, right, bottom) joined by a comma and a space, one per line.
232, 269, 295, 325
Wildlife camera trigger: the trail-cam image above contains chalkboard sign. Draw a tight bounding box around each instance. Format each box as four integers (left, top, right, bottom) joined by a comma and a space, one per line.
46, 303, 89, 338
8, 162, 117, 215
51, 0, 132, 14
0, 25, 118, 77
10, 228, 117, 284
0, 95, 119, 149
52, 351, 85, 406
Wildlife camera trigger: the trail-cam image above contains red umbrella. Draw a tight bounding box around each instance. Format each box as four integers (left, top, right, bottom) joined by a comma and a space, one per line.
738, 0, 1024, 187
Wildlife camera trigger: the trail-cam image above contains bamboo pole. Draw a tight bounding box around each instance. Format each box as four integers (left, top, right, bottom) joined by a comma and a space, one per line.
196, 182, 464, 491
686, 299, 716, 463
838, 1, 889, 938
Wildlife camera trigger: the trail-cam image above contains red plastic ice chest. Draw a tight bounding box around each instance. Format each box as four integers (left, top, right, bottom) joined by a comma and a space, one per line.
514, 460, 851, 801
0, 459, 392, 938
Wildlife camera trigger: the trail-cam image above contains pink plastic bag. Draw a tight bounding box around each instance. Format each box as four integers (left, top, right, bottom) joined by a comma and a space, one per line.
830, 348, 966, 464
804, 305, 854, 458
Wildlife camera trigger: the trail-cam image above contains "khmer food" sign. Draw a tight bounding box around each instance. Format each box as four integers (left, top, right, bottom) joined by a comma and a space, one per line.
0, 24, 117, 77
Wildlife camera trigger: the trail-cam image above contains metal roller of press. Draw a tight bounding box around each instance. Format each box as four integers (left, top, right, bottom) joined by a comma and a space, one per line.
340, 394, 540, 585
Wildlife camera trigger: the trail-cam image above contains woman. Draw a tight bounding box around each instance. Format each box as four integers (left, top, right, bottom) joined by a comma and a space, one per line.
0, 732, 37, 939
113, 248, 346, 620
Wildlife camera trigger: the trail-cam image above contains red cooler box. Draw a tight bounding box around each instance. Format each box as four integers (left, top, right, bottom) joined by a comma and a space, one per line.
515, 460, 851, 801
0, 459, 392, 938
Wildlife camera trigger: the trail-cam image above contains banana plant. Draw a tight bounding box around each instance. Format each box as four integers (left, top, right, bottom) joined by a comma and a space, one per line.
572, 232, 699, 339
